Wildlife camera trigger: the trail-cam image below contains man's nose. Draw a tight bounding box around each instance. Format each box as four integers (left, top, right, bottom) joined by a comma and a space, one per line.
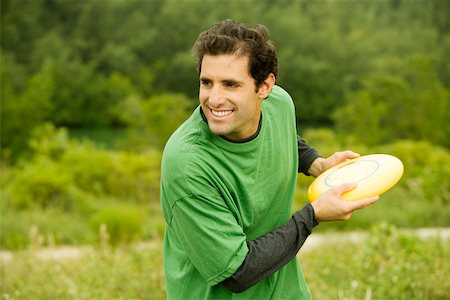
208, 86, 226, 107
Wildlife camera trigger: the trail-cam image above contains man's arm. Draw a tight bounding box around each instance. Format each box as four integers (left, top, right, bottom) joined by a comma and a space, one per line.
298, 135, 321, 175
220, 184, 380, 293
221, 203, 318, 293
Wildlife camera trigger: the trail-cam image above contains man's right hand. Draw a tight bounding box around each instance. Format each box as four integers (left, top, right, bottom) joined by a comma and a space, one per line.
310, 183, 380, 222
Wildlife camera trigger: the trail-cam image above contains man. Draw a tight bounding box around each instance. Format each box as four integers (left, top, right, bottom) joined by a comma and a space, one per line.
160, 19, 379, 299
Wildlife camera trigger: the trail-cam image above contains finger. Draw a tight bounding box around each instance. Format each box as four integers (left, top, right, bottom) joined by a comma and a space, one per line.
342, 150, 360, 159
331, 150, 360, 164
334, 183, 357, 195
337, 150, 360, 160
347, 196, 380, 211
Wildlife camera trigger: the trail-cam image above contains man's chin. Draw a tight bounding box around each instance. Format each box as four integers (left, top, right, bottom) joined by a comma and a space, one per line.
207, 122, 232, 136
208, 127, 227, 136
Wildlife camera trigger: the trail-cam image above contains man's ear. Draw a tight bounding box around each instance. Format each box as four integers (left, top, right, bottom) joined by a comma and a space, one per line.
258, 73, 276, 99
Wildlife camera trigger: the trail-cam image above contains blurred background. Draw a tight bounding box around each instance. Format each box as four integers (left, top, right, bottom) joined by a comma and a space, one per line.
1, 0, 449, 299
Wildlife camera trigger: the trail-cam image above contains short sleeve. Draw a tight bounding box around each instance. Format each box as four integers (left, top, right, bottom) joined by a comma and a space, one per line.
170, 194, 249, 285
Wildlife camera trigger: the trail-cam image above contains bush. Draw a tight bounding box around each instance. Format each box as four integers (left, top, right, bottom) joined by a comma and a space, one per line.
1, 60, 54, 161
8, 157, 87, 211
107, 151, 161, 203
118, 93, 193, 149
1, 125, 162, 249
60, 145, 161, 203
5, 124, 162, 210
334, 55, 449, 148
90, 204, 146, 245
61, 145, 116, 196
377, 140, 450, 205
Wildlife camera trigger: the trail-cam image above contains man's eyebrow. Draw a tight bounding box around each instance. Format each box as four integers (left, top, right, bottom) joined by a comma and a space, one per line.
199, 76, 244, 86
222, 79, 242, 86
199, 76, 211, 82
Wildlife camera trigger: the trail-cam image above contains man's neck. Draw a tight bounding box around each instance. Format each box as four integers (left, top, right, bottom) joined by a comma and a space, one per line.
199, 107, 262, 143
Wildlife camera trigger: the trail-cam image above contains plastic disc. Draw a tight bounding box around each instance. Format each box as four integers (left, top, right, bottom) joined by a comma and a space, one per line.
307, 154, 404, 202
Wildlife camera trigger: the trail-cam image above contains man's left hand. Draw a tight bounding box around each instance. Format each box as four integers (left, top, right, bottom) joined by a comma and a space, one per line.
308, 150, 360, 177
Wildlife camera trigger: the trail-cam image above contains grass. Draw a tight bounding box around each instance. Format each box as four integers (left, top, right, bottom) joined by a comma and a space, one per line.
301, 224, 450, 299
1, 240, 166, 300
2, 225, 448, 299
0, 201, 165, 250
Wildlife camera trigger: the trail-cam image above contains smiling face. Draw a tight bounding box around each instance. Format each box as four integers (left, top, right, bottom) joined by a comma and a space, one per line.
199, 54, 274, 141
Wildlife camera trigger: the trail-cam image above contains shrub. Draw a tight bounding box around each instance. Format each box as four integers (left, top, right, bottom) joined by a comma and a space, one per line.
118, 93, 193, 149
8, 157, 83, 211
377, 140, 450, 205
7, 124, 162, 208
28, 123, 71, 160
60, 146, 161, 203
107, 151, 161, 203
334, 55, 449, 148
90, 204, 146, 245
61, 145, 116, 196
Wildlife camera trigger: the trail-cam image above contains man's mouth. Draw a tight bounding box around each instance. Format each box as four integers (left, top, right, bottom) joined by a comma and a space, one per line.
210, 109, 233, 118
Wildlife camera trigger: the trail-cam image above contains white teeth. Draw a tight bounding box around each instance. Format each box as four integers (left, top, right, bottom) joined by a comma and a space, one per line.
211, 109, 232, 117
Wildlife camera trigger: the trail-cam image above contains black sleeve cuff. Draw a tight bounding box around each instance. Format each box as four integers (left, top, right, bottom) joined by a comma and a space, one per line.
297, 135, 321, 176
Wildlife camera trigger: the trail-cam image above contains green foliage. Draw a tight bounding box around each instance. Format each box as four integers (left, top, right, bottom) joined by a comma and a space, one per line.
8, 8, 450, 290
379, 140, 450, 208
2, 240, 166, 299
0, 206, 96, 250
48, 63, 140, 127
302, 223, 450, 299
142, 93, 193, 148
334, 55, 449, 147
28, 123, 72, 160
2, 0, 448, 158
362, 223, 449, 298
2, 225, 448, 299
7, 124, 162, 207
8, 156, 84, 210
1, 58, 55, 160
1, 125, 162, 249
118, 93, 194, 149
90, 204, 146, 245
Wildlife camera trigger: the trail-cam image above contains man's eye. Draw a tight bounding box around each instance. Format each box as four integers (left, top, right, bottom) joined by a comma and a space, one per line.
201, 80, 212, 87
225, 82, 239, 88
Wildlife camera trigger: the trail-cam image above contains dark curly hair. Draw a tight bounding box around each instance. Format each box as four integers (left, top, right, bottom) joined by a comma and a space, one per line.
192, 19, 278, 89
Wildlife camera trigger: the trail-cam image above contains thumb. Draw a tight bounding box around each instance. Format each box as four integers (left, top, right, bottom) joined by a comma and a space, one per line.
335, 183, 357, 196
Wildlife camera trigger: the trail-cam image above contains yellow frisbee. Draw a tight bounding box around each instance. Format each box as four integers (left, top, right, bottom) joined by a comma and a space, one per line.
307, 154, 404, 202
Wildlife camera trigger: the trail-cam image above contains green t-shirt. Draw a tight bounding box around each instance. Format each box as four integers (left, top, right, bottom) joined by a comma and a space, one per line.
160, 86, 311, 299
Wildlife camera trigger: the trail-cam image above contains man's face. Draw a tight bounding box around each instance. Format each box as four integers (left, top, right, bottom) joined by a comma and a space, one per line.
199, 54, 266, 141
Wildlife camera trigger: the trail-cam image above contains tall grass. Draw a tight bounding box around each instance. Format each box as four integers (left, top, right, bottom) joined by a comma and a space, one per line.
1, 240, 166, 300
2, 224, 448, 299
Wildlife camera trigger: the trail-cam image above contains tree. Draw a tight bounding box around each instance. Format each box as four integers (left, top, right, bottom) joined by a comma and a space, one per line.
1, 58, 55, 160
334, 55, 449, 147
